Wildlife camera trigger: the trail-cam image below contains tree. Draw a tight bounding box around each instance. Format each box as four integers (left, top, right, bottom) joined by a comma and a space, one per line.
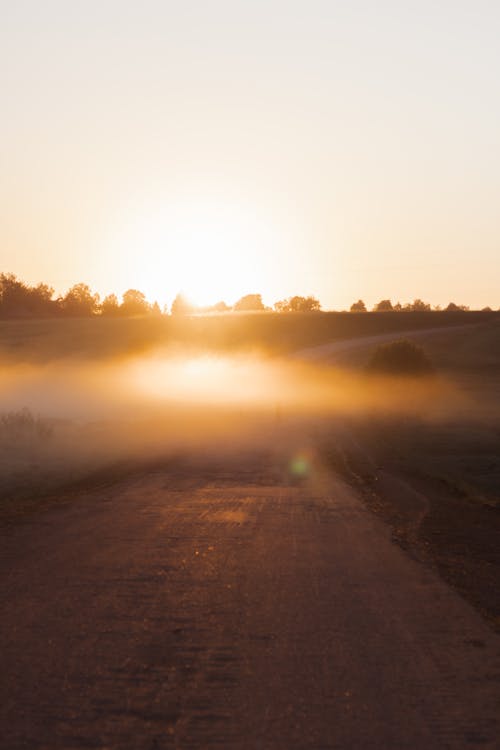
0, 273, 28, 315
373, 299, 393, 312
292, 295, 319, 312
30, 284, 56, 316
101, 294, 120, 316
274, 295, 321, 312
409, 298, 431, 312
0, 274, 57, 317
350, 299, 366, 312
233, 294, 265, 312
61, 283, 100, 316
171, 293, 194, 315
121, 289, 150, 316
445, 302, 469, 311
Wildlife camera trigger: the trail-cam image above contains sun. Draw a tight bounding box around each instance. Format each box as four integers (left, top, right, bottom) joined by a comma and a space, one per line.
102, 197, 287, 308
163, 203, 255, 306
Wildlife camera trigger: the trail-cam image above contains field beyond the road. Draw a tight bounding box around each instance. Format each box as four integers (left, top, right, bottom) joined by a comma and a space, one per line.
0, 312, 499, 630
0, 312, 499, 748
0, 309, 495, 362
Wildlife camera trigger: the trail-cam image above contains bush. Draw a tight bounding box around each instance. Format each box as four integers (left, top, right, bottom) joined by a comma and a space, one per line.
367, 339, 434, 376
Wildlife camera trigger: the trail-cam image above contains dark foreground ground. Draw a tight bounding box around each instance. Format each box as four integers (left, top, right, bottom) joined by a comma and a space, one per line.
1, 453, 499, 749
322, 417, 500, 632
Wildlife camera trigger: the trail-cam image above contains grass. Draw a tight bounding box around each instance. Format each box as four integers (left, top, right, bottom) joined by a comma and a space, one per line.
321, 320, 500, 628
0, 309, 496, 362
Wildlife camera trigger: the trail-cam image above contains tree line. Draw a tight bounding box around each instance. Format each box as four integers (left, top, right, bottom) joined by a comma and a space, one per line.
0, 274, 161, 318
0, 275, 323, 318
349, 299, 488, 312
172, 293, 322, 315
0, 273, 489, 318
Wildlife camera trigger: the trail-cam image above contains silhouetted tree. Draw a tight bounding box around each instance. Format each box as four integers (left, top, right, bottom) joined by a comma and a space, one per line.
233, 294, 265, 312
445, 302, 469, 311
274, 295, 321, 312
151, 301, 162, 316
121, 289, 150, 316
350, 299, 366, 312
0, 273, 56, 317
61, 283, 100, 316
0, 273, 28, 315
101, 293, 120, 316
0, 273, 58, 317
408, 298, 431, 312
373, 299, 393, 312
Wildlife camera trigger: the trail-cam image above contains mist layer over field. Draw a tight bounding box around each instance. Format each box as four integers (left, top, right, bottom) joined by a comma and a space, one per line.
0, 342, 478, 508
0, 347, 472, 422
1, 315, 499, 521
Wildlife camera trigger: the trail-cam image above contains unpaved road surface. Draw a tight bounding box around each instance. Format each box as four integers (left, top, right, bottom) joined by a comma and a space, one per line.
1, 454, 499, 749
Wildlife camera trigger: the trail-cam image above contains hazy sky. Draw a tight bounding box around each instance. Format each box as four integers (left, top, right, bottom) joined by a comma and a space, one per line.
1, 1, 499, 308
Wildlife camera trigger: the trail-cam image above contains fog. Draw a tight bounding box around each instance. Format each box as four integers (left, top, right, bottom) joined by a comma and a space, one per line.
0, 347, 472, 422
1, 345, 481, 508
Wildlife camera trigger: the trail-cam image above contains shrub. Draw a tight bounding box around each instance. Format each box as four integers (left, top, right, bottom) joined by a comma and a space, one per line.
366, 339, 434, 376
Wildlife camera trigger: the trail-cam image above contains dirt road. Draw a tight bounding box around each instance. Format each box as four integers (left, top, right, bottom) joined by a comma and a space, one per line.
1, 453, 499, 749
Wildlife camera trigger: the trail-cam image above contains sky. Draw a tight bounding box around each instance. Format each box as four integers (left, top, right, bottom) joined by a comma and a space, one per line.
1, 1, 499, 309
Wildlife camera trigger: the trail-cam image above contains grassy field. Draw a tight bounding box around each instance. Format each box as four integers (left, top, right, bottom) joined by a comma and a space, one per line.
322, 319, 500, 628
0, 309, 496, 362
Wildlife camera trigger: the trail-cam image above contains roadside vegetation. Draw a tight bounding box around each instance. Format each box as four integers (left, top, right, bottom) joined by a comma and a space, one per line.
366, 339, 434, 376
323, 321, 500, 629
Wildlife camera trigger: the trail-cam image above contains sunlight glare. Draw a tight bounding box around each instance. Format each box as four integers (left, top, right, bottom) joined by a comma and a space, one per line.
104, 198, 286, 307
126, 354, 276, 405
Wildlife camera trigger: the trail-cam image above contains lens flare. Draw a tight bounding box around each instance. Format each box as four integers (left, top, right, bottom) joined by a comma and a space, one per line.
290, 454, 311, 478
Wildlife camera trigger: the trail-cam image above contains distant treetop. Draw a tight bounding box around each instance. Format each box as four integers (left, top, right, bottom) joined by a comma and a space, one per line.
350, 299, 366, 312
274, 295, 321, 313
373, 299, 394, 312
233, 294, 265, 312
